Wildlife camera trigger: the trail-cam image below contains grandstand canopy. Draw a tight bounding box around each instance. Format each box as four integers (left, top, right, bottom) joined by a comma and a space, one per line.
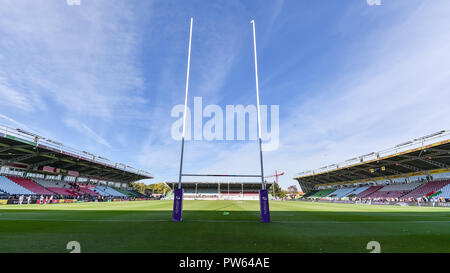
0, 124, 153, 183
294, 131, 450, 192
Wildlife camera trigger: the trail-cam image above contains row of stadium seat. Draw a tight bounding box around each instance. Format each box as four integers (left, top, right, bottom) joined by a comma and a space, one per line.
0, 176, 133, 197
7, 176, 54, 195
309, 189, 336, 198
355, 186, 384, 198
378, 182, 422, 192
402, 180, 450, 199
0, 176, 34, 195
368, 190, 410, 198
34, 179, 71, 189
326, 188, 358, 198
88, 185, 126, 197
76, 184, 101, 197
47, 187, 78, 196
436, 184, 450, 198
345, 186, 370, 198
305, 180, 450, 200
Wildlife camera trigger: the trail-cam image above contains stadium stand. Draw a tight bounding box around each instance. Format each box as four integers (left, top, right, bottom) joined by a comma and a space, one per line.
295, 132, 450, 200
0, 176, 34, 195
344, 186, 370, 198
309, 189, 336, 198
112, 187, 134, 197
301, 190, 318, 198
34, 179, 70, 188
96, 186, 126, 197
366, 183, 422, 198
402, 180, 450, 199
132, 189, 146, 197
47, 187, 78, 196
354, 186, 383, 198
6, 176, 54, 195
436, 184, 450, 199
326, 188, 357, 199
378, 182, 423, 192
86, 185, 125, 197
430, 172, 450, 181
76, 184, 101, 197
89, 186, 110, 196
33, 179, 78, 196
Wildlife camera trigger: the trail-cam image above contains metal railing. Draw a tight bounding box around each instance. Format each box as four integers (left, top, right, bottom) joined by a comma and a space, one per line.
297, 130, 450, 178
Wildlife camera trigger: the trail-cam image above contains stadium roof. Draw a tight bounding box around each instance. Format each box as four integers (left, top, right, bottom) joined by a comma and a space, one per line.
0, 124, 153, 183
294, 130, 450, 191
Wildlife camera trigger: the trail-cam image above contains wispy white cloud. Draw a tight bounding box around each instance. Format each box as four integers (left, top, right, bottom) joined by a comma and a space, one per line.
142, 1, 450, 188
64, 118, 112, 148
0, 0, 147, 121
0, 114, 30, 130
0, 77, 32, 112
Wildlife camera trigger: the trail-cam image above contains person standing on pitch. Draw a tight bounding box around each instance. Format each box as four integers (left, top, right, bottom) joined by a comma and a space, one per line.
27, 195, 31, 205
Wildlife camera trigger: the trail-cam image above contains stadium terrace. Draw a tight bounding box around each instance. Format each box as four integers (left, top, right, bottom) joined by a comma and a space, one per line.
295, 131, 450, 205
0, 124, 153, 203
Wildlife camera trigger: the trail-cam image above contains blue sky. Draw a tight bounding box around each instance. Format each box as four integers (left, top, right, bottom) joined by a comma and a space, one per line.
1, 0, 450, 189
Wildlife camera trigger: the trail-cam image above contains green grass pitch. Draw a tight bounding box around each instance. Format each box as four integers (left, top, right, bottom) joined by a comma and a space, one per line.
0, 200, 449, 253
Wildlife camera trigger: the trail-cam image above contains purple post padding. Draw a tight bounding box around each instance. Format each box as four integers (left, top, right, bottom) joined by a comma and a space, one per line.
172, 188, 183, 222
259, 189, 271, 223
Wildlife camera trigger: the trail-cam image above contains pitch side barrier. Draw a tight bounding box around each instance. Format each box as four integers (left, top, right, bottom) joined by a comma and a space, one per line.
0, 197, 153, 205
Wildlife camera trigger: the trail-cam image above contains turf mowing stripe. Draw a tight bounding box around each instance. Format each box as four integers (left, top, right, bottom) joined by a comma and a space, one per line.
1, 218, 450, 224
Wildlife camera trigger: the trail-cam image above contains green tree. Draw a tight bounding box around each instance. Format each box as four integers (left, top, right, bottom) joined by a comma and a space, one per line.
129, 182, 171, 195
130, 182, 146, 194
268, 182, 286, 198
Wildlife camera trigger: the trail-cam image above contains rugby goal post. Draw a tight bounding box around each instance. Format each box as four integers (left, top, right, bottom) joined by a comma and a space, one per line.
172, 18, 270, 223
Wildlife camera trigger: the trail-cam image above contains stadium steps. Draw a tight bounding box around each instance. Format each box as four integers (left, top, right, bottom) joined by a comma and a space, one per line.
34, 179, 71, 188
436, 184, 450, 198
94, 186, 125, 197
354, 186, 383, 198
100, 186, 126, 197
402, 180, 450, 199
301, 190, 318, 198
130, 189, 146, 198
114, 188, 137, 197
325, 188, 357, 198
343, 186, 369, 198
368, 183, 423, 198
0, 176, 34, 195
7, 176, 54, 195
89, 187, 111, 196
77, 185, 100, 197
309, 189, 336, 198
47, 187, 78, 196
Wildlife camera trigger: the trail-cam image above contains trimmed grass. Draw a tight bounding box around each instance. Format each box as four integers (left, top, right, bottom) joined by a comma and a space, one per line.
0, 200, 449, 253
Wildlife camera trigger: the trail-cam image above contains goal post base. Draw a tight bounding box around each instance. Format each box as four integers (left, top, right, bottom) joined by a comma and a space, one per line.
259, 189, 271, 223
172, 188, 184, 222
